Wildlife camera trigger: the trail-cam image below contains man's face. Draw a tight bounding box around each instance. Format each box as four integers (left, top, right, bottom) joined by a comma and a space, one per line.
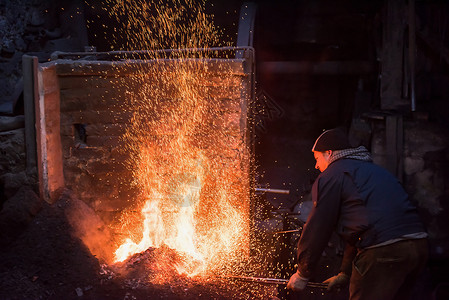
313, 150, 331, 172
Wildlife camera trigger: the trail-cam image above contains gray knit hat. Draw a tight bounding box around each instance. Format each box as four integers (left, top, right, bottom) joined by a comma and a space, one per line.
311, 128, 351, 151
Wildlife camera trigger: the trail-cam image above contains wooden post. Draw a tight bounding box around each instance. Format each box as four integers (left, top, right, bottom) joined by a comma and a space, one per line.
380, 0, 406, 110
22, 55, 38, 176
34, 62, 65, 203
408, 0, 416, 111
386, 115, 403, 181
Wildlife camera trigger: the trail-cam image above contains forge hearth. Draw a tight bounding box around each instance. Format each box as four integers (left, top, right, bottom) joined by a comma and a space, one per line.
23, 50, 255, 243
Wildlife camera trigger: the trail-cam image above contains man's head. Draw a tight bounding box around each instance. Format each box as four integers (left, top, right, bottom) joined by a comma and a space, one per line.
312, 128, 351, 172
313, 150, 332, 172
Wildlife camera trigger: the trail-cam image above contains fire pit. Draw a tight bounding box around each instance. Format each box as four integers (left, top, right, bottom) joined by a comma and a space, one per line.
24, 47, 256, 282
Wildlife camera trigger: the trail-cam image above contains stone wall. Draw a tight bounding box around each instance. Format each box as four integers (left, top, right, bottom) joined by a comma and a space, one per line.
370, 117, 449, 260
0, 0, 88, 114
403, 122, 449, 249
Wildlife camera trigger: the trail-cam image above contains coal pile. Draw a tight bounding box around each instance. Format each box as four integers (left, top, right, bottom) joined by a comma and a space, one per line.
101, 244, 279, 299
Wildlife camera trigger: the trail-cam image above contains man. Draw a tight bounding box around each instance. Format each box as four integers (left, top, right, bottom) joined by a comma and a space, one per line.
287, 128, 428, 300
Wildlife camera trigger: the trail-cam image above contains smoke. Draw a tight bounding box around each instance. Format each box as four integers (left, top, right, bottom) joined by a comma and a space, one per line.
61, 189, 116, 264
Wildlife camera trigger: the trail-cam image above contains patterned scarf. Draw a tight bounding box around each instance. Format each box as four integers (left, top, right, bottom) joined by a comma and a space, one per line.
328, 146, 373, 165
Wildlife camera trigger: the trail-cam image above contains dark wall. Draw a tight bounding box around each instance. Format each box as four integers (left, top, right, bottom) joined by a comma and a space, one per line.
252, 0, 381, 206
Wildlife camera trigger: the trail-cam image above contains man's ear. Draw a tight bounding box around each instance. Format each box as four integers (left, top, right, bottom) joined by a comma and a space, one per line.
325, 150, 333, 159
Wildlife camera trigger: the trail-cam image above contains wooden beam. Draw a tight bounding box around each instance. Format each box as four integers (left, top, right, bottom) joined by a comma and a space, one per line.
259, 61, 375, 75
408, 0, 416, 111
22, 55, 38, 175
380, 0, 406, 110
386, 114, 403, 181
416, 29, 449, 67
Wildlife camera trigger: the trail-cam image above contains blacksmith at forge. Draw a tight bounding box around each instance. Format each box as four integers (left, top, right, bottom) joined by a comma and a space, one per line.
287, 128, 429, 300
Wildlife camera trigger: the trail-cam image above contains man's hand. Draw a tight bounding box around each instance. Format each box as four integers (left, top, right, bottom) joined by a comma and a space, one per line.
286, 271, 309, 291
322, 272, 349, 291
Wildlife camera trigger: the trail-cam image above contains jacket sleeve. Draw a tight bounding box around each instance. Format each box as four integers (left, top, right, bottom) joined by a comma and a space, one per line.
340, 243, 357, 276
297, 175, 342, 278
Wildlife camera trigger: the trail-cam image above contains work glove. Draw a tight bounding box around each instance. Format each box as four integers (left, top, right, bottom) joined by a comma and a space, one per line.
286, 271, 309, 291
322, 272, 349, 291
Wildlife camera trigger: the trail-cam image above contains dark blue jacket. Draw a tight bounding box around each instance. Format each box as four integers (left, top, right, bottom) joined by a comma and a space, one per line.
297, 158, 425, 278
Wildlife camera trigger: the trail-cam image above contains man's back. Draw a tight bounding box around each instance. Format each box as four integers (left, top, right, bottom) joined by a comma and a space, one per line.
325, 158, 426, 248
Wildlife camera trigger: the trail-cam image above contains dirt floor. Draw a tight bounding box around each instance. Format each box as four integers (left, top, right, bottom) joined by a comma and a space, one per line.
1, 188, 443, 300
0, 189, 284, 300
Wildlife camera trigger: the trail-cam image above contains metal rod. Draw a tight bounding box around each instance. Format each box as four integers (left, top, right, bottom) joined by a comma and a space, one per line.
218, 274, 328, 289
51, 46, 255, 60
255, 188, 290, 194
408, 0, 416, 111
273, 229, 301, 234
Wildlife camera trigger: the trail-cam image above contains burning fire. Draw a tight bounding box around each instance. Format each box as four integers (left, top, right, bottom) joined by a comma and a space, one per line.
113, 66, 251, 278
87, 0, 251, 281
114, 147, 206, 265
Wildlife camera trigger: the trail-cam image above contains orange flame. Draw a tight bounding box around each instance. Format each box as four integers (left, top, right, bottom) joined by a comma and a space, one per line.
114, 134, 249, 278
113, 78, 251, 274
97, 0, 250, 281
114, 147, 207, 263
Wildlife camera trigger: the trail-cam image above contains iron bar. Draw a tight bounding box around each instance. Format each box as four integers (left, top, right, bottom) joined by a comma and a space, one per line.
218, 274, 328, 289
273, 229, 301, 234
51, 47, 255, 60
255, 188, 290, 194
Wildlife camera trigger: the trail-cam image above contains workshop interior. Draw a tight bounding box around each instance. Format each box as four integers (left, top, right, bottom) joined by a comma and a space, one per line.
0, 0, 448, 299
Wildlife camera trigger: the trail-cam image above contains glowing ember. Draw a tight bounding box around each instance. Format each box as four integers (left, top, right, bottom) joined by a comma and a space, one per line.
86, 0, 251, 282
